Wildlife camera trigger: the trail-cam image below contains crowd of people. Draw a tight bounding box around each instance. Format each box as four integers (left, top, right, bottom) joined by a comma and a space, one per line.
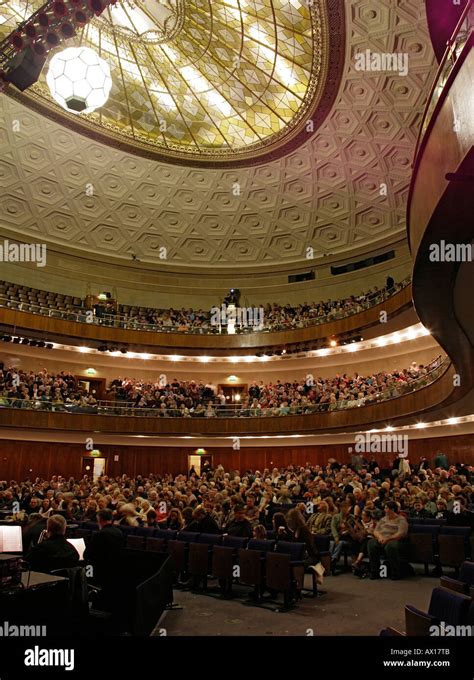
0, 454, 472, 580
0, 356, 443, 417
114, 279, 405, 332
2, 277, 405, 333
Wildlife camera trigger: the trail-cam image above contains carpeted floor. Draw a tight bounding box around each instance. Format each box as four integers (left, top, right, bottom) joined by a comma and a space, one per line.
154, 571, 441, 636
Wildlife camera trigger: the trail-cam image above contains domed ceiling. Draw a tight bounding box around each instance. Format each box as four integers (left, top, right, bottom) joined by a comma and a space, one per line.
0, 0, 437, 270
0, 0, 336, 164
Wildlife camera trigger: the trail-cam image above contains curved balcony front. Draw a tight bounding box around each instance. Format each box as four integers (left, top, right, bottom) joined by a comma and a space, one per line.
0, 358, 454, 435
0, 283, 413, 353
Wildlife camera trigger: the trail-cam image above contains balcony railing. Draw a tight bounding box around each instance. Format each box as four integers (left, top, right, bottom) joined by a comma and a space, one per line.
413, 0, 473, 161
0, 278, 411, 336
0, 355, 448, 419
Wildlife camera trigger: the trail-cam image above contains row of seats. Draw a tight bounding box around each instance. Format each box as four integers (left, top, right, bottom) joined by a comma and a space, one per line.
0, 281, 82, 312
381, 562, 474, 636
408, 525, 473, 573
71, 523, 331, 610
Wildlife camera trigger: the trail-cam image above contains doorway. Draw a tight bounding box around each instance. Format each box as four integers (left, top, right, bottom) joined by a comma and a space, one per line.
188, 453, 213, 476
81, 456, 106, 481
76, 377, 107, 399
217, 383, 247, 405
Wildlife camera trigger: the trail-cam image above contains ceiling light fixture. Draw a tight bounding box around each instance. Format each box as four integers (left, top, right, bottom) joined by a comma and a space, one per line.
46, 46, 112, 114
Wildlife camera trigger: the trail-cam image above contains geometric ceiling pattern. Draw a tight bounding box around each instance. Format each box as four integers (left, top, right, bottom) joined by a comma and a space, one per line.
0, 0, 326, 161
0, 0, 437, 269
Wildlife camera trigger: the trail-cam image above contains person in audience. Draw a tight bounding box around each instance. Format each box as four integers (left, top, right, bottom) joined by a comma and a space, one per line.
22, 512, 48, 553
351, 509, 376, 573
408, 498, 431, 519
269, 511, 290, 541
253, 524, 267, 540
26, 514, 79, 573
307, 500, 332, 535
186, 506, 220, 534
166, 508, 184, 530
84, 508, 126, 619
287, 508, 321, 568
330, 501, 355, 575
225, 504, 253, 538
367, 501, 408, 580
434, 498, 449, 520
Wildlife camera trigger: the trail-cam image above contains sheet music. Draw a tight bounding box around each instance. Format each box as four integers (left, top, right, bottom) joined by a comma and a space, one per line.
0, 526, 23, 553
67, 538, 85, 560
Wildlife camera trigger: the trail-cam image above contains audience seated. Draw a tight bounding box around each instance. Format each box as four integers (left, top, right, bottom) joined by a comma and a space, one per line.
0, 278, 408, 334
2, 456, 471, 586
0, 356, 444, 419
367, 501, 409, 580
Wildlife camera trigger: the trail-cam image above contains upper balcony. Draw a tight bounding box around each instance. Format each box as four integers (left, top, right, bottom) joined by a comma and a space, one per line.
0, 279, 413, 353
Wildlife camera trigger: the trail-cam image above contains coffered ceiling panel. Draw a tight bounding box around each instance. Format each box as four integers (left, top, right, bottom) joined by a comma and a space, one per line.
0, 0, 437, 270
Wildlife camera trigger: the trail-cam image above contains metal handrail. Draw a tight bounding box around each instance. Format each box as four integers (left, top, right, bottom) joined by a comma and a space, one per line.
413, 0, 473, 162
0, 356, 448, 418
0, 278, 411, 336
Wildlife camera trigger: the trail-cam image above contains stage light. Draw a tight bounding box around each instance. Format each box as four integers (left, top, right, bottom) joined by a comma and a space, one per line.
11, 33, 25, 51
45, 31, 61, 48
46, 343, 54, 349
4, 45, 47, 90
330, 340, 337, 347
72, 10, 89, 25
12, 337, 20, 344
53, 1, 68, 18
59, 23, 76, 39
25, 23, 38, 39
120, 347, 128, 354
38, 13, 50, 27
37, 340, 46, 348
46, 46, 112, 114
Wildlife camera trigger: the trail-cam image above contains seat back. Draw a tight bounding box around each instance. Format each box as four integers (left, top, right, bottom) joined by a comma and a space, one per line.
238, 548, 264, 586
167, 540, 187, 572
212, 545, 235, 579
135, 527, 155, 537
177, 531, 199, 543
154, 529, 177, 541
146, 537, 166, 552
438, 532, 469, 567
247, 539, 275, 553
119, 525, 136, 536
265, 552, 292, 591
429, 587, 471, 626
198, 533, 222, 546
459, 561, 474, 586
408, 532, 436, 564
126, 535, 145, 551
405, 605, 437, 636
275, 541, 305, 561
222, 535, 248, 550
188, 542, 211, 576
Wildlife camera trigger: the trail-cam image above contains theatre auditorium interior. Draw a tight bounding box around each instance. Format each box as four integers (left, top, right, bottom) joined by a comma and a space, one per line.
0, 0, 472, 644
